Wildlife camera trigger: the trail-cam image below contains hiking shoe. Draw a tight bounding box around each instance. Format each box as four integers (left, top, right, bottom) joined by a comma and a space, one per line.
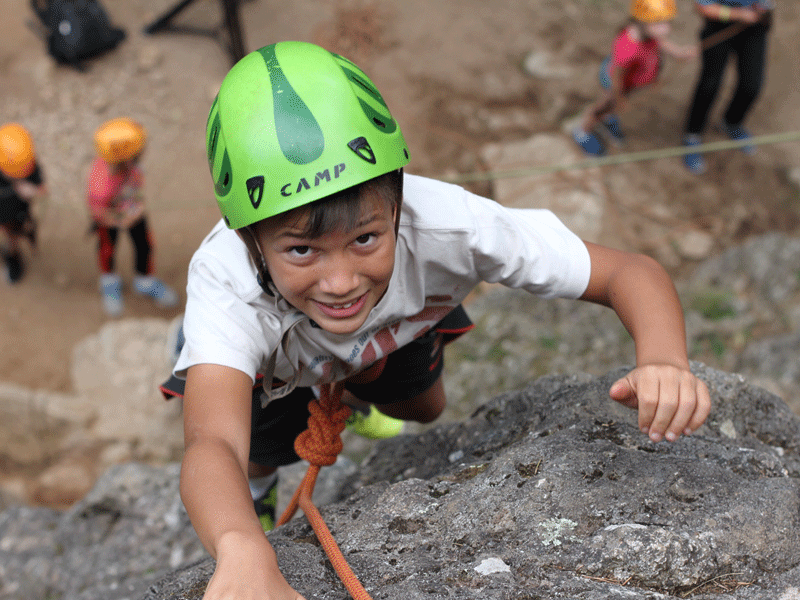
4, 252, 24, 284
346, 405, 404, 440
253, 478, 278, 532
133, 275, 179, 308
719, 121, 755, 155
572, 128, 606, 156
99, 273, 124, 317
601, 114, 627, 147
682, 135, 707, 174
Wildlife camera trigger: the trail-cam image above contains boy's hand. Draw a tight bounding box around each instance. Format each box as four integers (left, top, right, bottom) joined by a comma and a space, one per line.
609, 364, 710, 443
738, 6, 763, 23
204, 535, 307, 600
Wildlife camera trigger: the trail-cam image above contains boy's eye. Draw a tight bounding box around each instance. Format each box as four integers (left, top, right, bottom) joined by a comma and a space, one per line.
288, 245, 311, 257
354, 233, 375, 246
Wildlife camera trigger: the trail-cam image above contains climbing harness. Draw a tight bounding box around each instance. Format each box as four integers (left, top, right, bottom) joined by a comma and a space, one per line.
700, 10, 772, 51
278, 381, 374, 600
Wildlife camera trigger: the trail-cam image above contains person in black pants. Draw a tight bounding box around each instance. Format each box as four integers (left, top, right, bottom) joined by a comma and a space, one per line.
0, 123, 46, 284
682, 0, 771, 174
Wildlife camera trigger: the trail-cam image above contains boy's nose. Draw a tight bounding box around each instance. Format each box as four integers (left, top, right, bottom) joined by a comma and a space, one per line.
318, 255, 359, 295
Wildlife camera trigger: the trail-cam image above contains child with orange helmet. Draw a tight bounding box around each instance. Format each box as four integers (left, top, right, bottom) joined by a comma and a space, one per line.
86, 117, 178, 316
573, 0, 698, 156
0, 123, 46, 284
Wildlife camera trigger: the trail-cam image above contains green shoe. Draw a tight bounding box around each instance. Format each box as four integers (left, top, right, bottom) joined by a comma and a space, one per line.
345, 405, 404, 440
254, 479, 278, 531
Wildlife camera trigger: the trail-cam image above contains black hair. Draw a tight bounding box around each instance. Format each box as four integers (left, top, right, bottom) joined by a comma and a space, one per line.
280, 168, 403, 239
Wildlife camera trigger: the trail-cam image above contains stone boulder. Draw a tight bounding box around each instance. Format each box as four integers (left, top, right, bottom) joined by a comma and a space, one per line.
0, 463, 206, 600
0, 317, 183, 506
142, 363, 800, 600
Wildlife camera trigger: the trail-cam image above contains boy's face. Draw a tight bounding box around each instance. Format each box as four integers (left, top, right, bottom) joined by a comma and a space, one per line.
253, 195, 397, 335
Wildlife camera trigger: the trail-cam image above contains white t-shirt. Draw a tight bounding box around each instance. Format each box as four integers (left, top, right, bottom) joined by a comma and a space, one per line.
175, 174, 591, 402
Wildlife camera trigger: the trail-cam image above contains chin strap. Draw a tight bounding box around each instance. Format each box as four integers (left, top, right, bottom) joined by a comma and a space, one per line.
238, 225, 275, 296
278, 382, 374, 600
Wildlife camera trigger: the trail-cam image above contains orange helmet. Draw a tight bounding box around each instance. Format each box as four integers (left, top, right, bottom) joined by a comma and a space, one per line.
94, 117, 147, 164
0, 123, 36, 179
630, 0, 676, 22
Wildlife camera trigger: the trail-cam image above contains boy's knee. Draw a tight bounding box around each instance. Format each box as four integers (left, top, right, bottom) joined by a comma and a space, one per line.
378, 378, 446, 423
413, 401, 445, 424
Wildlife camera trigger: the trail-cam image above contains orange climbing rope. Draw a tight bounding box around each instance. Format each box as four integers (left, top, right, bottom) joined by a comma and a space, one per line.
277, 381, 373, 600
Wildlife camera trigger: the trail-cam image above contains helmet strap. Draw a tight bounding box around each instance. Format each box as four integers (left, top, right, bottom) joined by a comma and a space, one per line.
393, 168, 404, 237
239, 226, 275, 296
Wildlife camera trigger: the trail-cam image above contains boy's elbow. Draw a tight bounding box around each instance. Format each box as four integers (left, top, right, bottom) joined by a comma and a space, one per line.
622, 253, 672, 289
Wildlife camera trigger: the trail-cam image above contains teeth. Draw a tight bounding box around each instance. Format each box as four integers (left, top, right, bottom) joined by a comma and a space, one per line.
327, 300, 355, 309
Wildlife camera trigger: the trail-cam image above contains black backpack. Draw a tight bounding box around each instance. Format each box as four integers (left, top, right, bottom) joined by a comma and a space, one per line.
31, 0, 125, 68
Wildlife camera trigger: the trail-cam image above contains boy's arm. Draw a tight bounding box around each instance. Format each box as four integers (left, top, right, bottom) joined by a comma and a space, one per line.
181, 363, 305, 600
579, 242, 711, 443
659, 38, 699, 60
609, 66, 629, 113
695, 1, 763, 23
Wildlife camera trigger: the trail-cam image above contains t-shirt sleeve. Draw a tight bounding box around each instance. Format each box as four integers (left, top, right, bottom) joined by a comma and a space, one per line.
400, 175, 592, 301
174, 258, 272, 383
465, 196, 592, 299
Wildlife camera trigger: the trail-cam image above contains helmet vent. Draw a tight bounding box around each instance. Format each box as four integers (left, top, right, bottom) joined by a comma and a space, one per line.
348, 137, 376, 164
350, 74, 373, 95
208, 125, 220, 161
372, 117, 387, 129
246, 175, 265, 208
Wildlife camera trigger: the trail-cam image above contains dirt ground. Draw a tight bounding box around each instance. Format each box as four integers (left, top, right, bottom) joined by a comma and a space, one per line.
2, 0, 800, 395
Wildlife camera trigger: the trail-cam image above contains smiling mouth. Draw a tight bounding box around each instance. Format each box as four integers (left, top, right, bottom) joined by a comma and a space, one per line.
313, 293, 368, 319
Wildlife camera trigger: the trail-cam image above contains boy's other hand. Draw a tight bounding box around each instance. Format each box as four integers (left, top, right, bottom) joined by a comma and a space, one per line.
204, 557, 307, 600
608, 364, 711, 443
203, 531, 307, 600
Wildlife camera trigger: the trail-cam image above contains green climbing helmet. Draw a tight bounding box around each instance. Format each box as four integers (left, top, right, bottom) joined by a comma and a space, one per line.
207, 41, 411, 229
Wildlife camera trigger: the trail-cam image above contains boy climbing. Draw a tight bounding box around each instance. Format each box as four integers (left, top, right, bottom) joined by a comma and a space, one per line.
174, 41, 710, 600
0, 123, 46, 284
86, 117, 178, 316
573, 0, 697, 156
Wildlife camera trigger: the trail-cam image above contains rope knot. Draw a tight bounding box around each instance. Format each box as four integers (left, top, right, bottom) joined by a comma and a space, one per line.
294, 382, 351, 467
279, 380, 373, 599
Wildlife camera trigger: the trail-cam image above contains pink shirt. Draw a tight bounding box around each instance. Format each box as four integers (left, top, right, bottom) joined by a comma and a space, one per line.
86, 157, 144, 222
610, 28, 661, 91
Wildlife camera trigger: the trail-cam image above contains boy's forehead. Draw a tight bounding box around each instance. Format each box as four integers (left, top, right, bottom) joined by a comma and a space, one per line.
257, 192, 392, 235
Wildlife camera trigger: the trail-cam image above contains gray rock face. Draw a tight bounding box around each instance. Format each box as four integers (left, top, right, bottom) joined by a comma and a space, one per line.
142, 364, 800, 600
0, 463, 206, 600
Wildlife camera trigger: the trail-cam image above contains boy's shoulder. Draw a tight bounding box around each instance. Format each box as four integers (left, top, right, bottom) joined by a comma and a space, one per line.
189, 219, 263, 300
193, 219, 248, 267
401, 173, 482, 229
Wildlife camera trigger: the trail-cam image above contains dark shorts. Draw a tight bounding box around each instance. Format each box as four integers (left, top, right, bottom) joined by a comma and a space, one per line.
160, 305, 473, 468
